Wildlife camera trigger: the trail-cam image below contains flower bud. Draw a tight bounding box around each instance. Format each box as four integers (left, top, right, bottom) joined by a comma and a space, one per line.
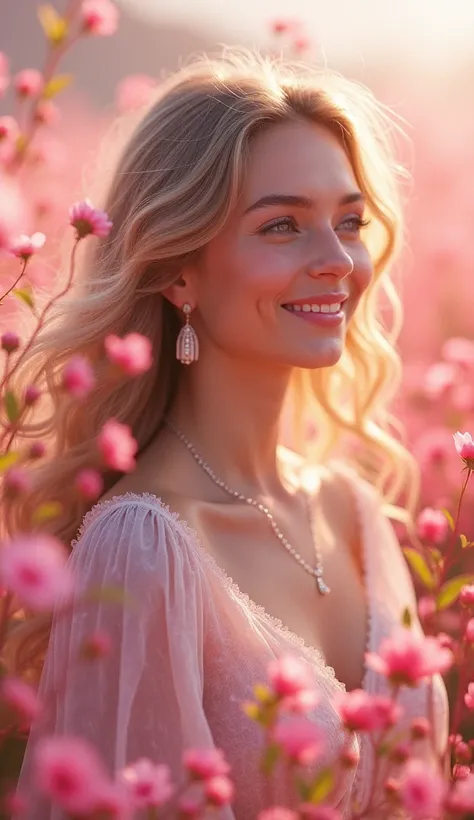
340, 746, 359, 769
453, 764, 471, 781
1, 331, 20, 353
81, 630, 112, 661
390, 742, 411, 765
465, 618, 474, 643
24, 385, 41, 406
28, 441, 46, 460
454, 742, 472, 765
410, 717, 431, 741
74, 468, 103, 500
4, 467, 32, 496
460, 585, 474, 608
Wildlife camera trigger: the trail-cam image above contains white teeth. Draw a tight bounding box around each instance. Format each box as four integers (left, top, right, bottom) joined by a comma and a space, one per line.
285, 302, 342, 314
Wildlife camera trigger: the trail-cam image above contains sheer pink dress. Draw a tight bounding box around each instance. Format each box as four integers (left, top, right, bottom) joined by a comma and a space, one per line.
18, 460, 449, 819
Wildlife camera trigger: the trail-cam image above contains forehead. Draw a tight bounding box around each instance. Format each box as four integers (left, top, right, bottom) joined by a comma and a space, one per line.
241, 120, 358, 204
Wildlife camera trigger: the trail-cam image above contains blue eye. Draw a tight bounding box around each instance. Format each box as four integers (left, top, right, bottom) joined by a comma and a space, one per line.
259, 217, 299, 235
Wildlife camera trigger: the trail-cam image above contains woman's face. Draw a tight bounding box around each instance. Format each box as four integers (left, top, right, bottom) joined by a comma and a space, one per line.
191, 119, 373, 370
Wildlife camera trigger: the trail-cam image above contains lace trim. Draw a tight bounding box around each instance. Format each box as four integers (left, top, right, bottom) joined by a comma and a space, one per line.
71, 489, 346, 692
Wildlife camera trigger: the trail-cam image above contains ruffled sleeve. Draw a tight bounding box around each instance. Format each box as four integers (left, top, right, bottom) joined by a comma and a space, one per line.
18, 498, 236, 819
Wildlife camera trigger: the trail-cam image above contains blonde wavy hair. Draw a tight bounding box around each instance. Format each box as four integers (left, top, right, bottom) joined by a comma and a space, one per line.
3, 49, 419, 678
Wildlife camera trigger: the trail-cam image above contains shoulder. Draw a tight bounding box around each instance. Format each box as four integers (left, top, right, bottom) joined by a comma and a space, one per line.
69, 491, 203, 587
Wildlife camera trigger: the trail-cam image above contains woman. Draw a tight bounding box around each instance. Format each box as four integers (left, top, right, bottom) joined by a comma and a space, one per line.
11, 51, 448, 818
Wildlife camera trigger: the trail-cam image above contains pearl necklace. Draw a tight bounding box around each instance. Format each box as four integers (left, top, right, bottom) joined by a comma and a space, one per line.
164, 418, 331, 596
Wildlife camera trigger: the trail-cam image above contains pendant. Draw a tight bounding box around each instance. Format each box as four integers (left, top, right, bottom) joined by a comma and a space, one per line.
316, 576, 331, 595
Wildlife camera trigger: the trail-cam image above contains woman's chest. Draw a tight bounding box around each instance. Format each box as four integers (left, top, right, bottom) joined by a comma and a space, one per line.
181, 493, 369, 692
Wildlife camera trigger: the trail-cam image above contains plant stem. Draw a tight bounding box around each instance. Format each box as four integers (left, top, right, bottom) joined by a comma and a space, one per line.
440, 469, 472, 584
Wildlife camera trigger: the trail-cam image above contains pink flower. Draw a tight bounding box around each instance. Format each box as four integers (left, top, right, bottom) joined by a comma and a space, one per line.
90, 780, 132, 819
62, 355, 96, 399
14, 69, 44, 98
0, 533, 74, 611
416, 508, 449, 544
465, 618, 474, 643
398, 759, 446, 819
410, 717, 431, 740
104, 333, 153, 376
11, 231, 46, 261
0, 174, 27, 254
183, 748, 230, 780
442, 337, 474, 369
25, 385, 41, 406
258, 809, 298, 820
81, 0, 119, 36
69, 198, 113, 239
422, 362, 456, 400
0, 52, 10, 97
1, 331, 20, 353
4, 467, 33, 496
74, 468, 104, 499
447, 773, 474, 814
119, 758, 174, 808
365, 628, 453, 687
272, 716, 325, 765
97, 419, 138, 472
204, 774, 234, 807
334, 689, 401, 732
0, 116, 20, 142
453, 431, 474, 469
299, 808, 342, 820
115, 74, 157, 113
28, 441, 47, 460
2, 677, 42, 726
464, 683, 474, 709
34, 736, 110, 814
81, 630, 112, 660
418, 596, 436, 621
268, 654, 316, 698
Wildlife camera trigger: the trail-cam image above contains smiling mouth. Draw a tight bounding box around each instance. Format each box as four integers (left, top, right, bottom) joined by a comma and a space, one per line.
282, 302, 343, 314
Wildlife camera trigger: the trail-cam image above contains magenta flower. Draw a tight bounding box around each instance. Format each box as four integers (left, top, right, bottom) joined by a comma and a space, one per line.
1, 331, 20, 354
365, 628, 453, 687
0, 533, 74, 611
62, 355, 96, 399
398, 759, 446, 819
453, 431, 474, 469
74, 467, 104, 500
416, 507, 449, 544
10, 231, 46, 261
28, 441, 47, 460
334, 689, 401, 732
25, 384, 42, 406
460, 585, 474, 607
14, 69, 44, 98
69, 198, 113, 239
204, 774, 234, 807
272, 716, 325, 766
464, 683, 474, 710
2, 677, 42, 726
81, 0, 119, 36
34, 736, 110, 815
268, 654, 316, 699
183, 748, 230, 781
0, 116, 20, 142
104, 332, 153, 376
119, 758, 174, 808
97, 419, 138, 472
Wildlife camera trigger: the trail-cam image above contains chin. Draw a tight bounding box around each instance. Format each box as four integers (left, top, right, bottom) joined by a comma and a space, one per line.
292, 340, 345, 370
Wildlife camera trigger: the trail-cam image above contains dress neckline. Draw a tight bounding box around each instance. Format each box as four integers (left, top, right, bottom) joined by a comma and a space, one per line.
72, 460, 374, 696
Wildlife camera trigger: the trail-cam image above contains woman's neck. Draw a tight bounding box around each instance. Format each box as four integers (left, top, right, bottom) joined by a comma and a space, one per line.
168, 350, 294, 500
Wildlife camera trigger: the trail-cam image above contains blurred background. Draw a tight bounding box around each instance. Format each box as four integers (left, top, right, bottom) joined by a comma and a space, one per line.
0, 0, 474, 793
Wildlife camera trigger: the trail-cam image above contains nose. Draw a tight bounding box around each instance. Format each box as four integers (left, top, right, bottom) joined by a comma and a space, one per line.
306, 234, 354, 280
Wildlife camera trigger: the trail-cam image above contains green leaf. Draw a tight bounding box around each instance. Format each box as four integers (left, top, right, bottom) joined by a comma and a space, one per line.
307, 768, 335, 804
0, 452, 20, 473
402, 547, 436, 590
4, 390, 20, 423
428, 547, 443, 566
402, 606, 412, 628
38, 4, 69, 46
440, 508, 455, 532
13, 287, 35, 312
31, 501, 63, 525
260, 743, 280, 776
436, 574, 474, 611
43, 74, 73, 100
460, 534, 472, 549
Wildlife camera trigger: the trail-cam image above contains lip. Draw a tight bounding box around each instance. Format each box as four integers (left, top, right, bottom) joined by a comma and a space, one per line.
281, 293, 349, 307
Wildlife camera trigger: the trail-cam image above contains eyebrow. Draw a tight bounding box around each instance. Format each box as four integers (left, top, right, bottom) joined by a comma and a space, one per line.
243, 191, 365, 215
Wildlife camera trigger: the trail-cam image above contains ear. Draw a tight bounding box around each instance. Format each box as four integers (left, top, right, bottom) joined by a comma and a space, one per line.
161, 265, 198, 311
